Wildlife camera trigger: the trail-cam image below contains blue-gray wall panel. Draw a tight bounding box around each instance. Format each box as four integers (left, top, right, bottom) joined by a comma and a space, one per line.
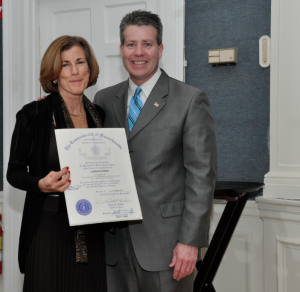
185, 0, 270, 185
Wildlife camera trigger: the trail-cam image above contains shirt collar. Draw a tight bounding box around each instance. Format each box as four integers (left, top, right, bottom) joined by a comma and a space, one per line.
128, 69, 162, 98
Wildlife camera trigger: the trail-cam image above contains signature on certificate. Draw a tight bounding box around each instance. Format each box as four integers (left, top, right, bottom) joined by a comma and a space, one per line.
112, 208, 134, 215
101, 198, 133, 204
68, 184, 82, 190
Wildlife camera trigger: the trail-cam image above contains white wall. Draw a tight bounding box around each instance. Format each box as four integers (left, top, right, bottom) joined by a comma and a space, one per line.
257, 198, 300, 292
3, 0, 39, 291
264, 0, 300, 199
205, 201, 264, 292
261, 0, 300, 291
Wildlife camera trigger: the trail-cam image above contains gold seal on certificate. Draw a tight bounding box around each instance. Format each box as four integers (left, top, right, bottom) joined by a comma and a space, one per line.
55, 128, 143, 226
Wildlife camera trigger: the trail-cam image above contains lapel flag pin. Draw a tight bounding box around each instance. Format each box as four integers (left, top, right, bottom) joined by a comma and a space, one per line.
154, 102, 159, 107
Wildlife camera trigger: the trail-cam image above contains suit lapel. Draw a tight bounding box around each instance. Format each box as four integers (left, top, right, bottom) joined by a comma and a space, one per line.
128, 70, 169, 142
113, 80, 130, 137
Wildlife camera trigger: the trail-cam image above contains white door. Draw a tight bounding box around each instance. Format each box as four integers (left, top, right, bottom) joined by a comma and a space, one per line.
3, 1, 184, 291
39, 0, 184, 100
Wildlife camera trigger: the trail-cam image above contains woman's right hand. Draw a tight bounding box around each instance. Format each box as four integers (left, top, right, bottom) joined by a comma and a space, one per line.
38, 166, 71, 193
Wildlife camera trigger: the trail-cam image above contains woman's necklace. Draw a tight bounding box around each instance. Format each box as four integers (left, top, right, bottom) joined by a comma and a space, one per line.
59, 92, 86, 117
69, 109, 86, 117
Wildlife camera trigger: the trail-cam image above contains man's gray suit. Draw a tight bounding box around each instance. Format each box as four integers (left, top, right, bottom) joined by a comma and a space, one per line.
94, 69, 217, 272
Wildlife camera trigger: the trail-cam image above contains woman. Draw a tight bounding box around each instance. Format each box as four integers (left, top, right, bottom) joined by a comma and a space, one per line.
7, 36, 106, 291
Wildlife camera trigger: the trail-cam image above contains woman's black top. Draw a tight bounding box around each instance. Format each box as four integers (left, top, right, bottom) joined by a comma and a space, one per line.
47, 124, 60, 172
6, 92, 105, 273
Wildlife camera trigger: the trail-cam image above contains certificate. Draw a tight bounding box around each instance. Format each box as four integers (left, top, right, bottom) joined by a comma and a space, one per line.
55, 128, 142, 226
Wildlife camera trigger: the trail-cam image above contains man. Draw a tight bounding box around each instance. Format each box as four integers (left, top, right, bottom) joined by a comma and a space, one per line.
94, 10, 217, 292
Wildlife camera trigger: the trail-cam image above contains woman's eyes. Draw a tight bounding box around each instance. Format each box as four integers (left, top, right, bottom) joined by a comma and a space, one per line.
62, 61, 85, 67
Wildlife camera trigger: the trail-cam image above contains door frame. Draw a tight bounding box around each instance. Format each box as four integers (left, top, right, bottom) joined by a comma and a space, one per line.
3, 0, 184, 291
3, 0, 39, 291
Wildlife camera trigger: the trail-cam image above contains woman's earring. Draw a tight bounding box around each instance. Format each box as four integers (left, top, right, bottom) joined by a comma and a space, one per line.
53, 80, 58, 84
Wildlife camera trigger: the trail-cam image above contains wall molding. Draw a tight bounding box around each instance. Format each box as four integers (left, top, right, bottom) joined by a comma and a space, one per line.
204, 201, 263, 292
159, 0, 184, 81
257, 197, 300, 223
277, 236, 300, 292
201, 229, 254, 292
256, 197, 300, 207
3, 0, 39, 291
213, 200, 260, 218
206, 229, 253, 291
210, 201, 258, 292
264, 173, 300, 200
229, 231, 253, 292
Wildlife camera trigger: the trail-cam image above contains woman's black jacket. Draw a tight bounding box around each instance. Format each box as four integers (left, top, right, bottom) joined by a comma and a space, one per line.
6, 92, 105, 273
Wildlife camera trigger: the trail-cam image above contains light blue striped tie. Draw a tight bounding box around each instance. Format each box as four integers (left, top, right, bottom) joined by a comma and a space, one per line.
128, 87, 143, 132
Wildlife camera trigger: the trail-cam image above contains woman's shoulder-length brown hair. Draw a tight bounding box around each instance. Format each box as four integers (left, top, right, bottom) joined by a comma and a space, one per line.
40, 35, 99, 93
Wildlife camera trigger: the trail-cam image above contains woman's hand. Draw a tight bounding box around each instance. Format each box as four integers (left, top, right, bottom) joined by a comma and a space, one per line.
38, 167, 71, 193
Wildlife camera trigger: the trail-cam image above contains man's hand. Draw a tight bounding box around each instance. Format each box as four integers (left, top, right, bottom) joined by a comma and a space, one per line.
169, 242, 198, 281
37, 96, 46, 101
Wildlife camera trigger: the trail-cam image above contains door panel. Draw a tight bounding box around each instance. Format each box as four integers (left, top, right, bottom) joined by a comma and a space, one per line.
39, 1, 95, 98
100, 0, 158, 90
39, 0, 182, 100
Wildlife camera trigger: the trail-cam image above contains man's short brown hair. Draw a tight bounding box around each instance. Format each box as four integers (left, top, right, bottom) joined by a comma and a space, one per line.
40, 36, 99, 93
120, 10, 163, 46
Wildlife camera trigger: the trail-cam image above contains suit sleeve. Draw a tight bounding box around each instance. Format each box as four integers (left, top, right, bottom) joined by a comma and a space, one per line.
177, 90, 217, 247
6, 109, 44, 194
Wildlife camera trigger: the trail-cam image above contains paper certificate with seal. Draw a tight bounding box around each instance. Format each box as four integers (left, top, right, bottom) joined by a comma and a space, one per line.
55, 128, 142, 226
